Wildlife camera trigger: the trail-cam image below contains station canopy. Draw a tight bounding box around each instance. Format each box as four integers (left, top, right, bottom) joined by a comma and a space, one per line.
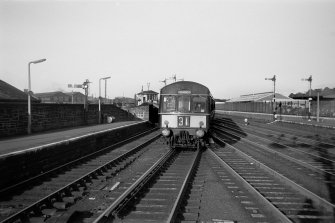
228, 92, 306, 103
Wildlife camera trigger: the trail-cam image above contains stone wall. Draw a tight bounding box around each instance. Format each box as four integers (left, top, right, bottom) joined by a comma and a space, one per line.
0, 102, 138, 138
0, 122, 152, 190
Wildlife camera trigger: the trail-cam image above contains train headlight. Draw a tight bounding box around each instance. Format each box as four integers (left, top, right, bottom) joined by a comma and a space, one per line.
164, 120, 169, 127
196, 129, 205, 138
162, 128, 171, 137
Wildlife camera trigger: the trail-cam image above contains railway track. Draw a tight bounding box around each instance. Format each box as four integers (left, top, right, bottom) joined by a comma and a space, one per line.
209, 137, 335, 222
215, 115, 335, 145
93, 148, 201, 223
212, 118, 335, 203
213, 119, 335, 176
2, 117, 334, 222
0, 129, 161, 223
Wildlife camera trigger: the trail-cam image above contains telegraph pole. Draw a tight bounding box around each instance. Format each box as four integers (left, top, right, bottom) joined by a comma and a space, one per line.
302, 75, 312, 121
82, 79, 91, 111
265, 75, 277, 120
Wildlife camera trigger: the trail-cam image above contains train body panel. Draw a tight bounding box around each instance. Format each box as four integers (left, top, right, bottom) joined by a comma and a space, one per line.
159, 81, 215, 149
160, 114, 209, 128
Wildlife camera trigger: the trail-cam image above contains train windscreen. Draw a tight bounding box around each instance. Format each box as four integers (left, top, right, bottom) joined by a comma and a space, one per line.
178, 96, 191, 113
193, 96, 206, 113
162, 96, 176, 112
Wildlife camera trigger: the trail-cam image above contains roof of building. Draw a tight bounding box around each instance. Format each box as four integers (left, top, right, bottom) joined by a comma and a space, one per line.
34, 91, 69, 97
0, 79, 37, 101
64, 92, 85, 96
137, 90, 158, 95
228, 92, 293, 102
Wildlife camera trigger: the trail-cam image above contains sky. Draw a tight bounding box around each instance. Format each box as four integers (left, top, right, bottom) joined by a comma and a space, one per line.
0, 0, 334, 100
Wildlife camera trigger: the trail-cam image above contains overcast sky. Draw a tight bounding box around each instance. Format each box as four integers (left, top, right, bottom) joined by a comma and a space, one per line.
0, 0, 334, 99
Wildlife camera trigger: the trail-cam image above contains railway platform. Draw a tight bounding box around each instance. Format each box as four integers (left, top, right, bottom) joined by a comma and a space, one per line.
0, 120, 153, 191
0, 120, 145, 156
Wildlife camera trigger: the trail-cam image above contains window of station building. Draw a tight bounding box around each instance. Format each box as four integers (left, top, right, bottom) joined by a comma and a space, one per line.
192, 96, 206, 113
162, 96, 176, 112
178, 95, 191, 113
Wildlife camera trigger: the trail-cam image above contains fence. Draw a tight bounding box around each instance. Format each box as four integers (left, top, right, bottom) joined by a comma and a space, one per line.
216, 100, 335, 118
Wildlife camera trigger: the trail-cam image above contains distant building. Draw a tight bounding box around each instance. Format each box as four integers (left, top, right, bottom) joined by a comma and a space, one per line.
34, 91, 70, 103
113, 97, 136, 110
136, 89, 158, 106
129, 103, 158, 122
34, 91, 86, 104
228, 92, 306, 103
64, 92, 86, 104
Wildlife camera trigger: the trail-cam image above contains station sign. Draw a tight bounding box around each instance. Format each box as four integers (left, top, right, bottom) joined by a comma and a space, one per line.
178, 90, 191, 94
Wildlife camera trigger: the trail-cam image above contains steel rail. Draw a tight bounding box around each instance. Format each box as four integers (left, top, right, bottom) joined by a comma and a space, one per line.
213, 135, 335, 215
1, 132, 160, 223
167, 148, 201, 222
93, 148, 176, 223
213, 124, 335, 177
215, 116, 335, 147
207, 147, 292, 222
215, 118, 335, 157
0, 128, 158, 196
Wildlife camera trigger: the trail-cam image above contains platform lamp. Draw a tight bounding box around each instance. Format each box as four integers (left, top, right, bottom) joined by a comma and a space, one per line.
265, 75, 277, 120
27, 58, 46, 134
99, 76, 111, 124
302, 75, 312, 121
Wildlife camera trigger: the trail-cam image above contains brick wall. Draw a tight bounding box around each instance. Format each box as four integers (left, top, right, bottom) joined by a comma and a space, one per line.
0, 102, 138, 138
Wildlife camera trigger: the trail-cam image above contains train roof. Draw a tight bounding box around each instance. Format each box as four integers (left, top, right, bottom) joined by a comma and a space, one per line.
160, 81, 211, 95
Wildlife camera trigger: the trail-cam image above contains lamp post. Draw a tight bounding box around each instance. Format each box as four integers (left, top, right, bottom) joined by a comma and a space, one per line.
99, 76, 111, 124
104, 77, 111, 102
28, 58, 46, 134
265, 75, 276, 120
302, 75, 312, 121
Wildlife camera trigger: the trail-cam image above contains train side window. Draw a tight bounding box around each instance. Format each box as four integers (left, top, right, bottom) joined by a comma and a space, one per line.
178, 96, 191, 113
163, 96, 176, 112
193, 96, 206, 113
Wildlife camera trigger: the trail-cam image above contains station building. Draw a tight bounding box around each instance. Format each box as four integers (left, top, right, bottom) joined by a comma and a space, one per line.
135, 89, 158, 106
125, 88, 159, 122
219, 92, 309, 115
228, 92, 303, 103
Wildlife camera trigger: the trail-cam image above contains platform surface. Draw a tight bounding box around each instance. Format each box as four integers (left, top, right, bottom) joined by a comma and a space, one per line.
0, 120, 144, 156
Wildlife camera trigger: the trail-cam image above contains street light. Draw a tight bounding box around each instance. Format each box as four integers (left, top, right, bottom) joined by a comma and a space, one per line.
99, 76, 111, 124
28, 58, 46, 134
302, 75, 312, 121
265, 75, 277, 120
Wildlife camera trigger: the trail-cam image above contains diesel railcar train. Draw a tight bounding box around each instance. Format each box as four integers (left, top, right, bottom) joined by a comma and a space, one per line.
159, 81, 215, 149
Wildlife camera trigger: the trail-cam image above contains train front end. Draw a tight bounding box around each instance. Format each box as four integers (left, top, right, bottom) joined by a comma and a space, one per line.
159, 81, 214, 149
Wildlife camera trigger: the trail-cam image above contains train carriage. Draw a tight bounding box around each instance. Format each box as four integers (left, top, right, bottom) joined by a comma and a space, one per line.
159, 81, 215, 149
